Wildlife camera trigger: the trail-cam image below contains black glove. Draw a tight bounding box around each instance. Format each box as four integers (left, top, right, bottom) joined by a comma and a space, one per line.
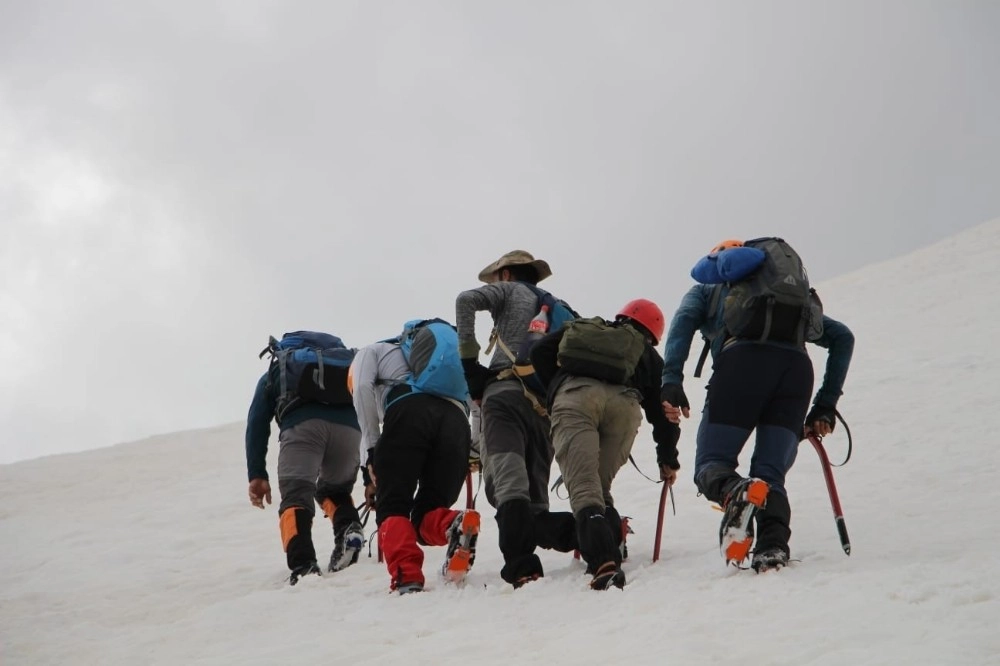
462, 358, 492, 401
660, 383, 690, 411
805, 403, 836, 432
360, 447, 375, 486
655, 428, 681, 470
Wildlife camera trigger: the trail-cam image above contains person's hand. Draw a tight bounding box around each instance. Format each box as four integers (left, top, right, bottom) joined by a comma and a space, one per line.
363, 462, 378, 507
804, 403, 836, 438
659, 464, 678, 487
661, 383, 690, 419
662, 402, 682, 424
248, 478, 271, 509
462, 359, 492, 401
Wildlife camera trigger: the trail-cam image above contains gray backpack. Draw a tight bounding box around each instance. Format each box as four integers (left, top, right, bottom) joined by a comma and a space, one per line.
557, 317, 646, 385
722, 237, 824, 345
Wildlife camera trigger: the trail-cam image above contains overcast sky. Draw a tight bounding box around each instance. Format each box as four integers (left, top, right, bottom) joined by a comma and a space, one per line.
2, 1, 998, 463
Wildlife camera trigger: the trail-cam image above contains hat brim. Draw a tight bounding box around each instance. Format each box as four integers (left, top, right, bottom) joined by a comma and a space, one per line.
478, 258, 553, 283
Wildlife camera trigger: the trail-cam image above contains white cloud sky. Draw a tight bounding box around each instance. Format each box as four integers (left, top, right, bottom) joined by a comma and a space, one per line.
2, 0, 999, 463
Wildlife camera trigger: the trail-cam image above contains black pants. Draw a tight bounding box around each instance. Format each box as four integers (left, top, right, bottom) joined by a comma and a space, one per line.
373, 393, 472, 533
694, 342, 812, 554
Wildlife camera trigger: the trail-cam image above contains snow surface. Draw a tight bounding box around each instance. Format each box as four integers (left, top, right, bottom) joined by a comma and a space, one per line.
2, 221, 999, 665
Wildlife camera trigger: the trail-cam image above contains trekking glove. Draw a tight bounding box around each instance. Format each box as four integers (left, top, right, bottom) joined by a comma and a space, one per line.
660, 383, 690, 411
805, 403, 836, 434
462, 358, 492, 401
657, 447, 680, 470
656, 427, 681, 470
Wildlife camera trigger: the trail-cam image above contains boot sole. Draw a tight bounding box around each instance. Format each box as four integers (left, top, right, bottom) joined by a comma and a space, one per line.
329, 533, 365, 572
721, 480, 769, 565
444, 511, 480, 583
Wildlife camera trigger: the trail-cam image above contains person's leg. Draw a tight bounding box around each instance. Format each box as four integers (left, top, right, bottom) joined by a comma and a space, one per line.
693, 345, 776, 502
527, 387, 578, 556
596, 386, 642, 511
276, 421, 325, 576
551, 378, 605, 517
550, 378, 608, 572
374, 399, 432, 591
481, 384, 545, 585
314, 420, 363, 571
596, 387, 642, 564
751, 348, 814, 558
413, 397, 472, 539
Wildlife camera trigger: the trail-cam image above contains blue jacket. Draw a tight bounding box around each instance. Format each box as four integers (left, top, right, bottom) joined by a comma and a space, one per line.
244, 373, 360, 481
661, 284, 854, 408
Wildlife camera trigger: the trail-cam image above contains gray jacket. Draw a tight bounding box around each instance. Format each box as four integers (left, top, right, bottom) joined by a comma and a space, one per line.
456, 281, 542, 369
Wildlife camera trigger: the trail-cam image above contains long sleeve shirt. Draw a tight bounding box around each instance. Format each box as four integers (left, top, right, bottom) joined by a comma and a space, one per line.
455, 281, 542, 368
661, 284, 855, 408
349, 342, 411, 460
244, 372, 360, 482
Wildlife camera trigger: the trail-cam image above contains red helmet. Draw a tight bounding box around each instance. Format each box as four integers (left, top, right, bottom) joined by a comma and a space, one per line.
617, 298, 665, 344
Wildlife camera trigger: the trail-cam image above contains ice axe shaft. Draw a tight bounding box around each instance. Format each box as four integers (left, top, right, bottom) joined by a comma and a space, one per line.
652, 483, 671, 563
808, 433, 851, 555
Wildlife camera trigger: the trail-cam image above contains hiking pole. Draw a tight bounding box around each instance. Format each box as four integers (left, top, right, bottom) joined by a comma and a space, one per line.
465, 470, 474, 510
807, 433, 851, 556
652, 483, 671, 563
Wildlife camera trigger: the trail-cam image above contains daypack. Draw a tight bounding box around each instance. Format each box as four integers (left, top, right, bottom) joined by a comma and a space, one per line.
556, 317, 646, 385
259, 331, 356, 423
722, 237, 824, 345
387, 318, 470, 409
504, 283, 580, 394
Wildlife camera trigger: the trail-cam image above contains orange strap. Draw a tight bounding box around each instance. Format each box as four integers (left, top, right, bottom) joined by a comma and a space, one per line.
279, 508, 300, 551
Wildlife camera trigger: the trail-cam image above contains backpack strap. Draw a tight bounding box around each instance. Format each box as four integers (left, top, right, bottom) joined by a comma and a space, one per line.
693, 285, 723, 379
487, 327, 517, 364
758, 296, 775, 343
314, 349, 325, 390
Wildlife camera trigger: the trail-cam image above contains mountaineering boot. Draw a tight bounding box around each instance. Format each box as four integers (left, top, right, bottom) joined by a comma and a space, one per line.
397, 581, 425, 595
620, 516, 634, 561
330, 520, 365, 572
289, 560, 322, 586
719, 477, 770, 565
589, 561, 626, 590
512, 573, 541, 589
751, 548, 790, 573
442, 509, 480, 583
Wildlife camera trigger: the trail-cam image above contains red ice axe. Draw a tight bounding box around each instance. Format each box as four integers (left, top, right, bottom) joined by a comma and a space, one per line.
808, 433, 851, 556
652, 483, 675, 563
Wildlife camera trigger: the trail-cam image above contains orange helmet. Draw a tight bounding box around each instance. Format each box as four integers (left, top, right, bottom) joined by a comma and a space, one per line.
617, 298, 665, 344
709, 239, 743, 255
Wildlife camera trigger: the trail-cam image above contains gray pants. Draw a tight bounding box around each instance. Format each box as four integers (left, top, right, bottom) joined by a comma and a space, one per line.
481, 380, 553, 511
550, 377, 642, 515
277, 420, 361, 515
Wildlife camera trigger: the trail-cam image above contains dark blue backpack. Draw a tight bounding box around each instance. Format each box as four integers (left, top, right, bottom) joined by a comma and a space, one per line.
384, 319, 469, 410
260, 331, 356, 423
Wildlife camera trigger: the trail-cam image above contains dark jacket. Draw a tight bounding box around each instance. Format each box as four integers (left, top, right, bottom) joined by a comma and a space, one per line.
244, 373, 361, 482
531, 322, 680, 469
662, 284, 854, 408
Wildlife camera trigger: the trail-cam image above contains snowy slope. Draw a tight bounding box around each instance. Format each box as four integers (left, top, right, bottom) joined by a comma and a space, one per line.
2, 220, 999, 666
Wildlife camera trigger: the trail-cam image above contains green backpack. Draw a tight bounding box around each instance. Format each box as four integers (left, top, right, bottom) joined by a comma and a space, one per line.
556, 317, 646, 385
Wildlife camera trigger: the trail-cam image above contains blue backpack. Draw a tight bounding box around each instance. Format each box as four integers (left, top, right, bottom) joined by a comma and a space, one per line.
260, 331, 356, 423
384, 319, 470, 410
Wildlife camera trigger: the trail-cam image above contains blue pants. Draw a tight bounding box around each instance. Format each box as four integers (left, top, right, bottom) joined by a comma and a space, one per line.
693, 342, 814, 502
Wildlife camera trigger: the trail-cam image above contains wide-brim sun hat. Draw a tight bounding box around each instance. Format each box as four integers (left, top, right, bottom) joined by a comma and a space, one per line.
478, 250, 553, 283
